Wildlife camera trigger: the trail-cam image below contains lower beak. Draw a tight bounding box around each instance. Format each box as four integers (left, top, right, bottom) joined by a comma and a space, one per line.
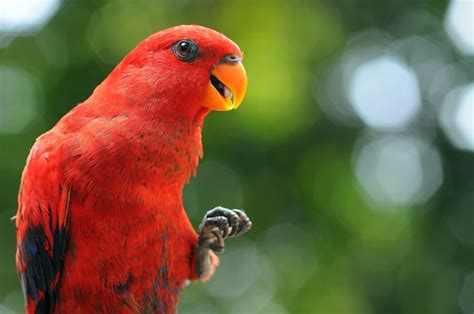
202, 62, 248, 111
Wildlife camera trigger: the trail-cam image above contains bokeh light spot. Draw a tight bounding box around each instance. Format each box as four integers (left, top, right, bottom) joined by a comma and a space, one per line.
444, 0, 474, 55
439, 83, 474, 151
0, 66, 39, 133
391, 36, 451, 96
0, 0, 60, 47
348, 56, 421, 130
0, 0, 59, 33
354, 135, 443, 207
456, 89, 474, 148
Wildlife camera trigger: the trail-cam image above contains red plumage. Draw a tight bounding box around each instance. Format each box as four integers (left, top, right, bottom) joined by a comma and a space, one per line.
16, 25, 249, 313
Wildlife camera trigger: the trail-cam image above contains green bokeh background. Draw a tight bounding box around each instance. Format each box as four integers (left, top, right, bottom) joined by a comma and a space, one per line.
1, 0, 473, 313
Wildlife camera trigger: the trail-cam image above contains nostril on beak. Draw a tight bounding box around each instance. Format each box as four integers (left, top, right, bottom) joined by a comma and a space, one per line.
223, 54, 241, 64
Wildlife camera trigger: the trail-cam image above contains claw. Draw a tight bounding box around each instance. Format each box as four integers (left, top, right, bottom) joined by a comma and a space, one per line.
194, 206, 252, 281
197, 207, 252, 253
229, 209, 251, 237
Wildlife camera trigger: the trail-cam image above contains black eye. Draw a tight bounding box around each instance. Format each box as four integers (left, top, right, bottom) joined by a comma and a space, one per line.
173, 40, 198, 62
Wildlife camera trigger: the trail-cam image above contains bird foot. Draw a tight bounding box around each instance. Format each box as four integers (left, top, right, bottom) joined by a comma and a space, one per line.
197, 206, 251, 253
194, 207, 251, 280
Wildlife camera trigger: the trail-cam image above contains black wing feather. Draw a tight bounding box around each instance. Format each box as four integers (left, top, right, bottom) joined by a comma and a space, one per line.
19, 204, 70, 314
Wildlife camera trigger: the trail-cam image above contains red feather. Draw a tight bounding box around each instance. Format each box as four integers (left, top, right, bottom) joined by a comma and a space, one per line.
16, 25, 242, 313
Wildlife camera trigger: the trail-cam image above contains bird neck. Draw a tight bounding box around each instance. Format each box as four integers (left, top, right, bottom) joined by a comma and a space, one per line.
60, 98, 210, 204
145, 111, 206, 189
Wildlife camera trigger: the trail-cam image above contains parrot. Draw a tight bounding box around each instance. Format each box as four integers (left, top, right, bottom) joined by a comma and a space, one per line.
15, 25, 251, 314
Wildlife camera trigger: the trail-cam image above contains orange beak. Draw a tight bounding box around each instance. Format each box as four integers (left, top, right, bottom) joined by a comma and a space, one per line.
202, 62, 248, 111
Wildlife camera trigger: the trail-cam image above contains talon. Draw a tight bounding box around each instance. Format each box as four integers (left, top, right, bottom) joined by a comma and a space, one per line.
221, 224, 230, 238
197, 207, 252, 254
230, 209, 251, 237
194, 206, 252, 281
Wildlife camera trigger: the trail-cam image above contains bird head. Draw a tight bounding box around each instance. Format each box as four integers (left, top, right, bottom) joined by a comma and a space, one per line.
105, 25, 248, 118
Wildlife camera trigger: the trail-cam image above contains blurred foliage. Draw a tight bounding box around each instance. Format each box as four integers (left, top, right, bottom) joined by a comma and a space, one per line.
1, 0, 473, 313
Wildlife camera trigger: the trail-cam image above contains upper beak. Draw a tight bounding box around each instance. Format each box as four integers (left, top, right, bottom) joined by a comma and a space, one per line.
202, 61, 248, 111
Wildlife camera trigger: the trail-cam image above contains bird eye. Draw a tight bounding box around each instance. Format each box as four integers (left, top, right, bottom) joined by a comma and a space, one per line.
173, 40, 198, 62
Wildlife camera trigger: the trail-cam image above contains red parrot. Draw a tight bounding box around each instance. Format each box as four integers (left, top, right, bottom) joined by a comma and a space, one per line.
15, 25, 251, 314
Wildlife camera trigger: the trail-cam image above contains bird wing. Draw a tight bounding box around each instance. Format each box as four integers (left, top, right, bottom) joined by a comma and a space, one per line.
16, 135, 71, 314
